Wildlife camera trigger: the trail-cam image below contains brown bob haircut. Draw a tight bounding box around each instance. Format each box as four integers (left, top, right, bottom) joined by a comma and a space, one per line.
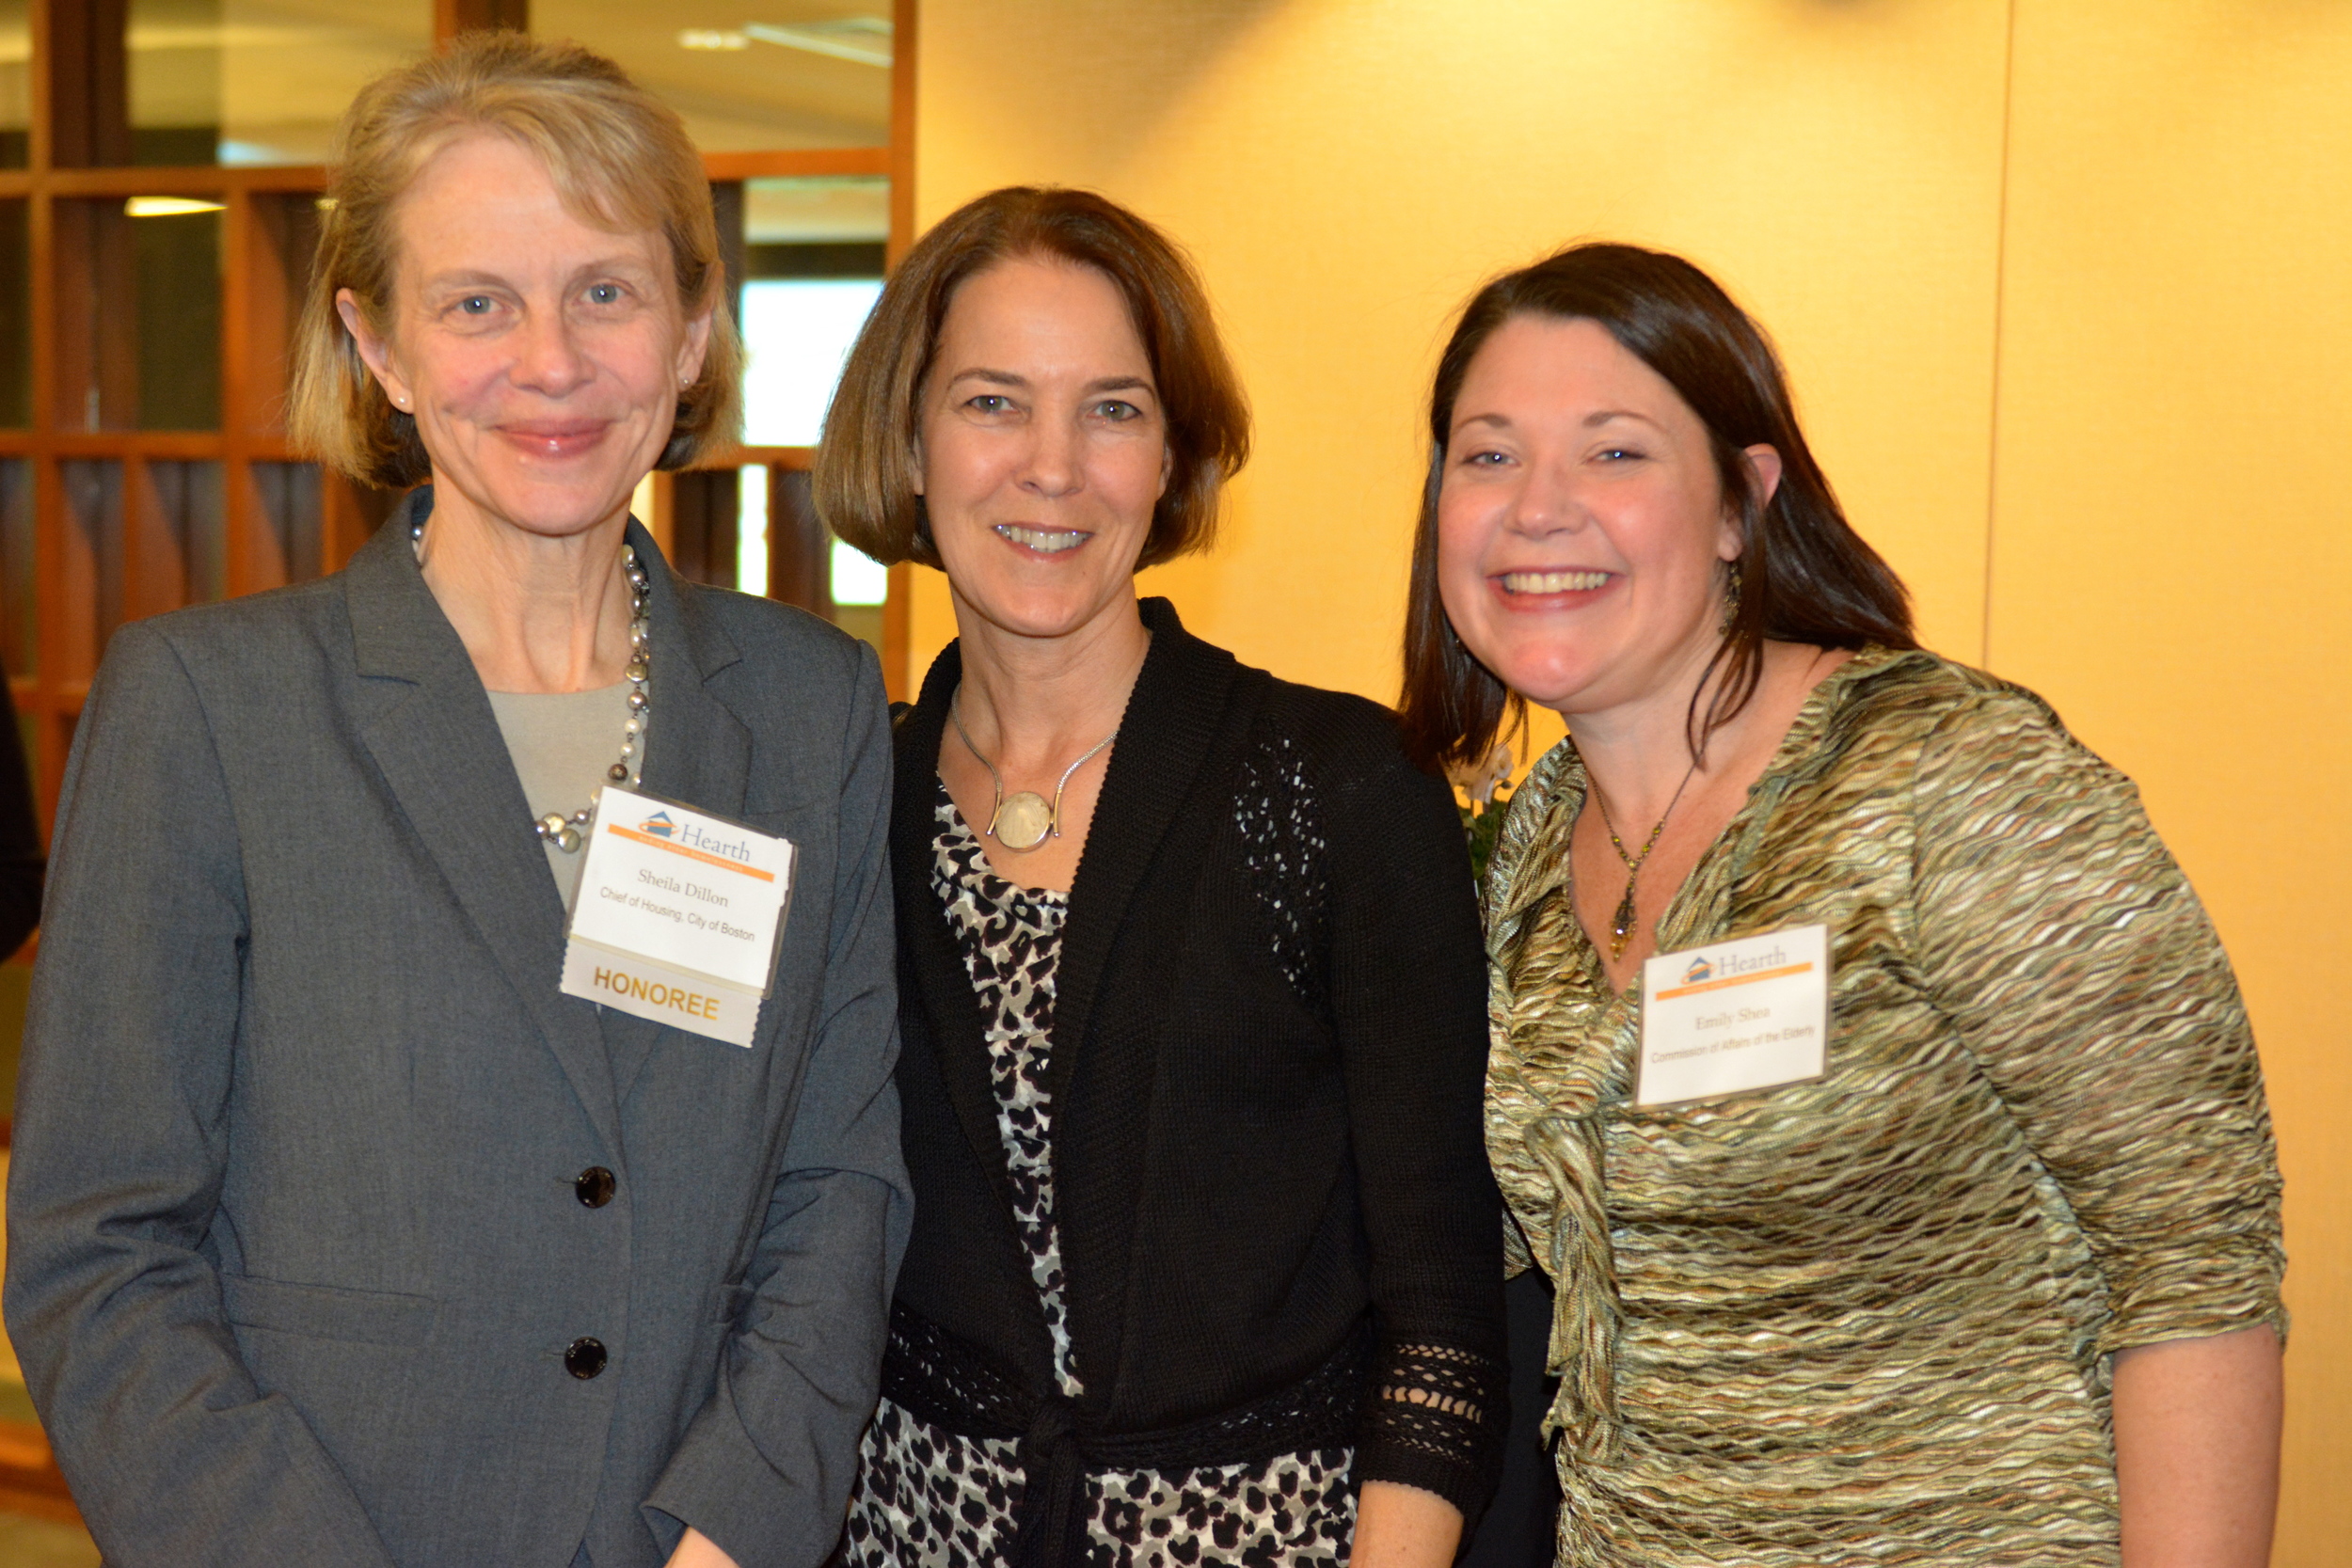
1396, 243, 1915, 774
816, 186, 1248, 570
288, 32, 742, 488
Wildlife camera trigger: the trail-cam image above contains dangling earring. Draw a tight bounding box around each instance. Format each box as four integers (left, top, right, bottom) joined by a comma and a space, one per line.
1720, 558, 1745, 635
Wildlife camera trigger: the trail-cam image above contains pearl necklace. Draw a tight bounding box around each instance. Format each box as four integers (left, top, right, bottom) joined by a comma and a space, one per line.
412, 515, 650, 854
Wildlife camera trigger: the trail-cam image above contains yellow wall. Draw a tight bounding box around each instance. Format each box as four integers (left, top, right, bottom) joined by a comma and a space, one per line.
911, 3, 2351, 1555
1991, 3, 2352, 1546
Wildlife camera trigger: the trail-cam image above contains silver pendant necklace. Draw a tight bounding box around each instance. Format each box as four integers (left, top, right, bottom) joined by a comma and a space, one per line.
948, 699, 1118, 853
413, 515, 650, 854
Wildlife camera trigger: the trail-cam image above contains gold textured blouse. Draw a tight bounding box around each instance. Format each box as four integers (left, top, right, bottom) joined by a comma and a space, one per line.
1484, 647, 2284, 1567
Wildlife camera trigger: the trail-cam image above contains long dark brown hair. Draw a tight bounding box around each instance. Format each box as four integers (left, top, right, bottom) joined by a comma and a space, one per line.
1396, 244, 1915, 774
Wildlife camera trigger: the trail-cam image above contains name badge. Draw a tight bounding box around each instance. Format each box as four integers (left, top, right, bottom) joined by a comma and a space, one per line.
1636, 924, 1829, 1108
559, 784, 794, 1048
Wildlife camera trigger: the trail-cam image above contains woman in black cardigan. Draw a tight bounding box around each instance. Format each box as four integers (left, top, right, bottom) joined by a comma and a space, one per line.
816, 186, 1505, 1567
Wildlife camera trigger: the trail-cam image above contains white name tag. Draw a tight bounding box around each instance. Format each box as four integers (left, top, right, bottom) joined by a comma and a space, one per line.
560, 785, 794, 1048
1636, 924, 1829, 1108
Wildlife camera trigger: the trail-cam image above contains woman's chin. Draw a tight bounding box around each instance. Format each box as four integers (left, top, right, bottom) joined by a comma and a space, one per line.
436, 468, 638, 541
958, 578, 1137, 643
1454, 627, 1595, 708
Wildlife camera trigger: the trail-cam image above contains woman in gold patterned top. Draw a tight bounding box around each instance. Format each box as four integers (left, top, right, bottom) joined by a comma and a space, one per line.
1395, 244, 2284, 1566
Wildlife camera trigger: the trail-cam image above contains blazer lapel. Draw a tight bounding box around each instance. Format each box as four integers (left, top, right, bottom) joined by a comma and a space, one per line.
342, 495, 622, 1158
629, 521, 751, 820
611, 522, 751, 1097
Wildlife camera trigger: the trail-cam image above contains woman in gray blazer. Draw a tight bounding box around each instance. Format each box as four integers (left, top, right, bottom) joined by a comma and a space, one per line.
2, 35, 907, 1568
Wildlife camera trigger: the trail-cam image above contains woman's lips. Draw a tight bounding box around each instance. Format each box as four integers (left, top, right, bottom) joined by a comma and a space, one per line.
1492, 568, 1615, 607
496, 420, 613, 460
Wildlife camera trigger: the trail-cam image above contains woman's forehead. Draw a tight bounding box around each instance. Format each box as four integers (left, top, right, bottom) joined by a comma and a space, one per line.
1459, 315, 1696, 431
393, 131, 669, 274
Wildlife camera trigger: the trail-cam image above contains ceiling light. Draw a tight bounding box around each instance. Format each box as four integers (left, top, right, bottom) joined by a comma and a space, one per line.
124, 197, 225, 217
678, 29, 750, 51
743, 19, 891, 68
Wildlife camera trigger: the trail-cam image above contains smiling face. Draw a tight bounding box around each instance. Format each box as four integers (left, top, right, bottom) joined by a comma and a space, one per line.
338, 132, 711, 542
916, 255, 1170, 641
1438, 313, 1773, 721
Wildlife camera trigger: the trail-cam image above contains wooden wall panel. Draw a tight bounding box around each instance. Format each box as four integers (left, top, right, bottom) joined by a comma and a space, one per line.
437, 0, 528, 39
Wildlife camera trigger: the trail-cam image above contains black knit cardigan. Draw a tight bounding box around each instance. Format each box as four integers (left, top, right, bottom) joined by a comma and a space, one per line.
882, 599, 1507, 1554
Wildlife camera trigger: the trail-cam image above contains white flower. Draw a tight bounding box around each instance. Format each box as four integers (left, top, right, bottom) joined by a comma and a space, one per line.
1447, 743, 1515, 805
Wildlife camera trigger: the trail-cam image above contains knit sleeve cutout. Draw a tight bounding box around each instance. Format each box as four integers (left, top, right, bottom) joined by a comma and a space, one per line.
1359, 1338, 1509, 1519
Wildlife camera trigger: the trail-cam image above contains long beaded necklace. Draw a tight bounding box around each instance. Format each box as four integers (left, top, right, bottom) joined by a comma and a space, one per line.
948, 699, 1117, 853
1589, 757, 1702, 962
413, 515, 649, 854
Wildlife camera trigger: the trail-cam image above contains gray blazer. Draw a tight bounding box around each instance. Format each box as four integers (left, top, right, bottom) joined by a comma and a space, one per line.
4, 499, 910, 1568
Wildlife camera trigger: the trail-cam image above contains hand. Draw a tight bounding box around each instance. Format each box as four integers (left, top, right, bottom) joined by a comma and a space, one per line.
662, 1527, 743, 1568
1351, 1480, 1464, 1568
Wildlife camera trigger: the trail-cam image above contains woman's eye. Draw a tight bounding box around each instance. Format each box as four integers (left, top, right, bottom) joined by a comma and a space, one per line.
458, 295, 494, 315
1596, 446, 1643, 462
1459, 449, 1509, 467
1091, 400, 1142, 421
586, 283, 623, 306
966, 395, 1013, 414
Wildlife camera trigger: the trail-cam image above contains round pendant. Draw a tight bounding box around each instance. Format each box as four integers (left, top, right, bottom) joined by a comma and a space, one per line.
991, 791, 1055, 851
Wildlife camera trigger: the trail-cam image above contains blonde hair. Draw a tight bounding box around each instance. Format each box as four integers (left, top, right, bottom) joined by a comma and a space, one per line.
289, 32, 741, 487
816, 186, 1248, 570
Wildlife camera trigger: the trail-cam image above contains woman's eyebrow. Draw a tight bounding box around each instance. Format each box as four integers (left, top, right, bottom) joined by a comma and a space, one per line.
416, 268, 513, 291
563, 255, 662, 281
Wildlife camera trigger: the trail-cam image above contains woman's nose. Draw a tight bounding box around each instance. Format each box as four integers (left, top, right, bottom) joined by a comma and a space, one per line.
1506, 463, 1582, 537
1018, 418, 1085, 498
512, 308, 593, 396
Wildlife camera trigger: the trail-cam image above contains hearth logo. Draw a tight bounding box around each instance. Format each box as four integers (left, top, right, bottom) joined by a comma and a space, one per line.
624, 809, 755, 865
1683, 956, 1713, 985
